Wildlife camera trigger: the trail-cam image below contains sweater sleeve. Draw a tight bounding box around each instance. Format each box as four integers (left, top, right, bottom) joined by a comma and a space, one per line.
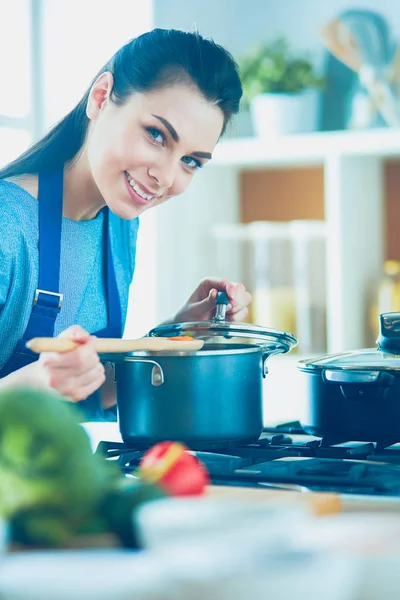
0, 198, 37, 371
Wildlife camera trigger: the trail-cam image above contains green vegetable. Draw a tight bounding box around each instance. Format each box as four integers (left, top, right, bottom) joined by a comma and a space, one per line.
0, 387, 171, 548
0, 387, 119, 545
10, 508, 78, 547
100, 477, 166, 548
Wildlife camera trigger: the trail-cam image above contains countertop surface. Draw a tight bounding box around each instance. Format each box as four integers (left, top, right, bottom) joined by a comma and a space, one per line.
1, 422, 400, 599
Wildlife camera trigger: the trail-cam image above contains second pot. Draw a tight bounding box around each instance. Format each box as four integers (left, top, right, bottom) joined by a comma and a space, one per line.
297, 312, 400, 443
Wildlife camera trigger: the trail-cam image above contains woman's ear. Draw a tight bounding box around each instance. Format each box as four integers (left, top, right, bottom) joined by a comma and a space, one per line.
86, 71, 114, 120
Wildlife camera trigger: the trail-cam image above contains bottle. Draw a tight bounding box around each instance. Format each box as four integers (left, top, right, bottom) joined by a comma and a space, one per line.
289, 220, 327, 355
370, 261, 400, 339
378, 261, 400, 312
246, 221, 296, 334
211, 223, 252, 323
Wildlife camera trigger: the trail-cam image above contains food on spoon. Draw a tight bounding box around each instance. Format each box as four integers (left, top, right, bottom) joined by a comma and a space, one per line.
167, 335, 195, 341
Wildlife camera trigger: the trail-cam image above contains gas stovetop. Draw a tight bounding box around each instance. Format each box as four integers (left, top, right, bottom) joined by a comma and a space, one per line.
95, 422, 400, 497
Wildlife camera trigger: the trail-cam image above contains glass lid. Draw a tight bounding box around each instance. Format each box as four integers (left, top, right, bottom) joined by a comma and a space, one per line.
300, 312, 400, 371
298, 348, 400, 372
149, 292, 297, 356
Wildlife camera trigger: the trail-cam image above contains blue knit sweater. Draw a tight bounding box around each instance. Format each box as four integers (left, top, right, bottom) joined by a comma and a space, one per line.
0, 179, 139, 420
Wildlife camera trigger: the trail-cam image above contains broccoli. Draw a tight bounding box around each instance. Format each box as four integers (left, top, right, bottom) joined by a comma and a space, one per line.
0, 387, 119, 546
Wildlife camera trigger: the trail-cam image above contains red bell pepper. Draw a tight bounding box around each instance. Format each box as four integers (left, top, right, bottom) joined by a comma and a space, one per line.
137, 441, 209, 496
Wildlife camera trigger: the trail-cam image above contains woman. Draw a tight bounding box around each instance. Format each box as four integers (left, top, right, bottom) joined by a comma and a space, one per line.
0, 28, 251, 420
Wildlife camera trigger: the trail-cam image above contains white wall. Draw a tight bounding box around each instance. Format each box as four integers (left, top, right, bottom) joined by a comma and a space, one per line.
154, 0, 400, 57
42, 0, 153, 127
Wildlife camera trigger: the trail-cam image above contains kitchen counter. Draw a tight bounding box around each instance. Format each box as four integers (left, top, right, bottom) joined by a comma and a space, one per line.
2, 421, 400, 599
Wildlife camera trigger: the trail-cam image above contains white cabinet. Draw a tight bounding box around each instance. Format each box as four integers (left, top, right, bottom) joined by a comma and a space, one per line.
137, 128, 400, 352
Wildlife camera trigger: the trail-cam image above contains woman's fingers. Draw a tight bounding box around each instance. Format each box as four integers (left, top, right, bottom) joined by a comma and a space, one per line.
58, 324, 91, 343
41, 338, 99, 369
227, 307, 249, 322
51, 362, 106, 402
38, 326, 105, 401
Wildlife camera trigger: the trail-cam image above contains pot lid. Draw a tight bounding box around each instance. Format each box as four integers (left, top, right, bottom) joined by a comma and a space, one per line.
299, 313, 400, 372
149, 292, 297, 356
298, 348, 400, 372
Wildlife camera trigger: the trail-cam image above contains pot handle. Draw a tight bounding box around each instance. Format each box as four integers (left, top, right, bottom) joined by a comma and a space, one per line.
261, 353, 270, 378
377, 312, 400, 353
107, 358, 164, 387
261, 344, 289, 378
323, 370, 395, 386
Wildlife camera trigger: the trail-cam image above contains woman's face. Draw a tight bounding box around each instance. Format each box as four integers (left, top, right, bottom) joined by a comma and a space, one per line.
86, 74, 225, 219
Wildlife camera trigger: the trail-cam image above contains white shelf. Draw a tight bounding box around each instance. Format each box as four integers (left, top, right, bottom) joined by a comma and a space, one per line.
213, 127, 400, 168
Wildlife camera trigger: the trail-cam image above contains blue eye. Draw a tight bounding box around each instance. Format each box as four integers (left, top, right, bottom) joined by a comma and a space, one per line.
181, 156, 203, 170
146, 127, 166, 144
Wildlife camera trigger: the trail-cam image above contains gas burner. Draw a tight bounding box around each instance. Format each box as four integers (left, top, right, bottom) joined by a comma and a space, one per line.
95, 422, 400, 496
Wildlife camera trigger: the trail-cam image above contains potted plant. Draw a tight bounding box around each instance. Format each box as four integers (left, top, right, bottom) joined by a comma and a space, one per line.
240, 37, 324, 137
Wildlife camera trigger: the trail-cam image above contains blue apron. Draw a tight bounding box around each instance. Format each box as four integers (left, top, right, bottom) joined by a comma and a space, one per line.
0, 169, 122, 402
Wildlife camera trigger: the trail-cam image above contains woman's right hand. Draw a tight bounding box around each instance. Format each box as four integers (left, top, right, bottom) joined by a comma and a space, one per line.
37, 325, 106, 402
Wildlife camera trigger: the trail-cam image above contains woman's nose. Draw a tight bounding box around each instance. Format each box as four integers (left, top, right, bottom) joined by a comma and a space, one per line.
148, 159, 175, 189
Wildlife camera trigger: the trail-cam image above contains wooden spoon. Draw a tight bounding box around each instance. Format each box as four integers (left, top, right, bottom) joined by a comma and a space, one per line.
26, 337, 204, 354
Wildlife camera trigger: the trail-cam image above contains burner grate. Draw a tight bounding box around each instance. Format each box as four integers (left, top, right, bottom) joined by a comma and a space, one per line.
94, 424, 400, 496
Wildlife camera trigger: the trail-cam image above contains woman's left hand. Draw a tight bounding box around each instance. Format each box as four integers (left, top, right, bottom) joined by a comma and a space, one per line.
172, 278, 252, 323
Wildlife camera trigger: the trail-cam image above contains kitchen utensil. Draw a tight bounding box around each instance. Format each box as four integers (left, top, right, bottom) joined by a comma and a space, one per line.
104, 292, 297, 448
342, 9, 399, 127
319, 18, 362, 73
26, 337, 204, 354
319, 14, 400, 127
298, 312, 400, 442
340, 9, 392, 68
319, 39, 357, 131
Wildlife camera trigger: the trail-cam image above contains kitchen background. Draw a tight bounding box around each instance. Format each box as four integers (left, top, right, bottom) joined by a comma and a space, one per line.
3, 0, 400, 422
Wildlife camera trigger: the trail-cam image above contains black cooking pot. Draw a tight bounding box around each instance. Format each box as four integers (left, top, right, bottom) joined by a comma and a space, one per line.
102, 293, 297, 448
297, 312, 400, 443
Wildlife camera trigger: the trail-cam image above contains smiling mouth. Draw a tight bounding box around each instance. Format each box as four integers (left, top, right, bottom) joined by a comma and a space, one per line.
124, 172, 161, 202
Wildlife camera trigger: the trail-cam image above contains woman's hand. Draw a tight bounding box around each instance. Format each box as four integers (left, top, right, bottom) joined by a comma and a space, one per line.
37, 325, 106, 402
172, 278, 252, 323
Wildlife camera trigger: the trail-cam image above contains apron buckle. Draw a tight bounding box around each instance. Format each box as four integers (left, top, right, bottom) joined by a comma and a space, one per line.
34, 289, 63, 312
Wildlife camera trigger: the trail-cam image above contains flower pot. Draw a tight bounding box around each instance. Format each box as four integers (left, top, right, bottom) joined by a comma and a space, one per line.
250, 89, 320, 138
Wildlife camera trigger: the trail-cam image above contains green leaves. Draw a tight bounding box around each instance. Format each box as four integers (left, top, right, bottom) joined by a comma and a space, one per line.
0, 387, 119, 545
240, 37, 324, 104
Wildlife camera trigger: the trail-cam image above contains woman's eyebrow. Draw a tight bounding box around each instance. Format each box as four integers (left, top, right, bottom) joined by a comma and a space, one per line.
192, 151, 212, 159
152, 114, 179, 141
151, 114, 212, 160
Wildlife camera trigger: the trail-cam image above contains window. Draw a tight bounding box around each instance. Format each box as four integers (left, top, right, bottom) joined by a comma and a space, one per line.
0, 0, 154, 167
0, 0, 34, 166
42, 0, 153, 127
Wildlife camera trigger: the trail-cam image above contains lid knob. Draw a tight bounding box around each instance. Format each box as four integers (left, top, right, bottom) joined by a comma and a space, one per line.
376, 312, 400, 352
214, 291, 229, 322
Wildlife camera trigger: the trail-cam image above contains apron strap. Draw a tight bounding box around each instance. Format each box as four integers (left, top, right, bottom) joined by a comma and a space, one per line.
24, 171, 121, 340
24, 170, 64, 339
103, 208, 122, 333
